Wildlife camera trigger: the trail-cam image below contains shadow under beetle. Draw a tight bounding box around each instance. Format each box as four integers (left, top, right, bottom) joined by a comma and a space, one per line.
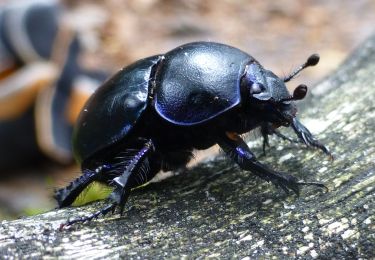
55, 42, 332, 227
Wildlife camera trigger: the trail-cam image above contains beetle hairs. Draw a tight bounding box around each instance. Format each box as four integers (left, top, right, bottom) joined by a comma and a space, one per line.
283, 54, 320, 83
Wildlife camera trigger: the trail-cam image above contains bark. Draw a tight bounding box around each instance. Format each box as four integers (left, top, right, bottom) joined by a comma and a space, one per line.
1, 35, 375, 259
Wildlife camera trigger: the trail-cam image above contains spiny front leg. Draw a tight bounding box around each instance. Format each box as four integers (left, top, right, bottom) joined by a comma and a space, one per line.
218, 132, 327, 195
261, 120, 332, 159
291, 118, 332, 158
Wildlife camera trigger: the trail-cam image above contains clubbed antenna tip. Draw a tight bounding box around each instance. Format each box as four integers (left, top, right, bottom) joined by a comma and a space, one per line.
306, 54, 320, 67
279, 84, 308, 102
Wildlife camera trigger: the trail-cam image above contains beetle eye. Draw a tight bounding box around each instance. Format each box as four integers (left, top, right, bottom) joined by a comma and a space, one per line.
250, 82, 265, 94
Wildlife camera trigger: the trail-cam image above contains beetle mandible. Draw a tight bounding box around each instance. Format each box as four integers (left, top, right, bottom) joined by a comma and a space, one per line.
55, 42, 331, 227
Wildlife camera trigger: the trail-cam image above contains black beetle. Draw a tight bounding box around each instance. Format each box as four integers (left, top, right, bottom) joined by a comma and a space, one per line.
55, 41, 331, 227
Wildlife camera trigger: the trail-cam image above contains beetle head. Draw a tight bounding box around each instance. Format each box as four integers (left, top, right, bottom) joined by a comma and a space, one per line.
242, 54, 319, 126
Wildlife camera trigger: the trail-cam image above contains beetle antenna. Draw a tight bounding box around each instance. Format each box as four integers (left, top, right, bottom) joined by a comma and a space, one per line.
283, 54, 320, 83
279, 84, 308, 102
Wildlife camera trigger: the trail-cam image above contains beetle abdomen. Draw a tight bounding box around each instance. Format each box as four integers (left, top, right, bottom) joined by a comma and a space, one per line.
154, 42, 253, 125
72, 55, 162, 163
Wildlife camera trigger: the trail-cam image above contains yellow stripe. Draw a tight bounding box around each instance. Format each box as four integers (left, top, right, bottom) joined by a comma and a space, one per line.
65, 85, 93, 124
0, 63, 57, 120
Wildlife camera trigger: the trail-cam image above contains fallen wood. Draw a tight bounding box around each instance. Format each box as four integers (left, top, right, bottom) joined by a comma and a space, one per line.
1, 35, 375, 259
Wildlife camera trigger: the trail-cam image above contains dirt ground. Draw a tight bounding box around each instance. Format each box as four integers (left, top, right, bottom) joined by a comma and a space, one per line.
1, 0, 375, 219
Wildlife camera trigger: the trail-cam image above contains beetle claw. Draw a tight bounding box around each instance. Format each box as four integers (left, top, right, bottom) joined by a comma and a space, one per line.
272, 175, 327, 196
277, 182, 292, 195
297, 181, 329, 193
271, 172, 300, 196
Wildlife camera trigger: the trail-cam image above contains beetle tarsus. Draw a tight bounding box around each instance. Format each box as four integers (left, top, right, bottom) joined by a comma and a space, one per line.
60, 203, 117, 229
296, 181, 329, 192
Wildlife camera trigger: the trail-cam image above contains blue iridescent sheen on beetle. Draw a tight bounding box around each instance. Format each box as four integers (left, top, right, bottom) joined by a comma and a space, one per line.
55, 41, 331, 227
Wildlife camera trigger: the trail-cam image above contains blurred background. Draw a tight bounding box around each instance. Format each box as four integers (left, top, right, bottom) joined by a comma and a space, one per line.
0, 0, 374, 219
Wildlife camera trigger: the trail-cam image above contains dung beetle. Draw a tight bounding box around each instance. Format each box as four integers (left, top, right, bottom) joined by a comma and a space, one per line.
55, 41, 331, 227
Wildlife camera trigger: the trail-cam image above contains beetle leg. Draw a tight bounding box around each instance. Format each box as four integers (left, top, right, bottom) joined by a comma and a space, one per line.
218, 132, 327, 195
111, 139, 155, 215
60, 203, 116, 230
60, 139, 155, 227
260, 123, 271, 156
55, 168, 100, 208
260, 123, 300, 155
291, 118, 332, 158
272, 129, 299, 144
